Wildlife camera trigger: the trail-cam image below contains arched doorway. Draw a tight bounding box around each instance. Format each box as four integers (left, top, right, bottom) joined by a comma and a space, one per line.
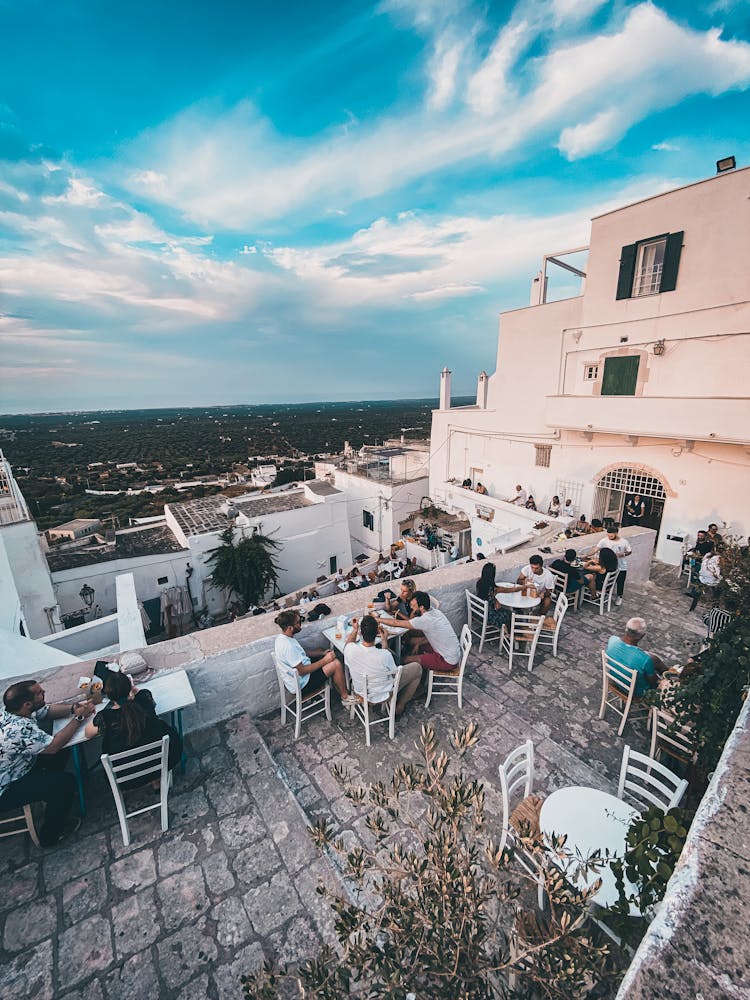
592, 466, 668, 538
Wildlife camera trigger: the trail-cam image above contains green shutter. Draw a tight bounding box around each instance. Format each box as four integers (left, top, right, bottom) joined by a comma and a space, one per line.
659, 231, 683, 292
616, 243, 637, 299
601, 356, 640, 396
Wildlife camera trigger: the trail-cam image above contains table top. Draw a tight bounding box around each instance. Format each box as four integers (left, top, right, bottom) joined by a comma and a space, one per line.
495, 586, 541, 610
540, 786, 639, 911
324, 614, 408, 654
53, 669, 196, 748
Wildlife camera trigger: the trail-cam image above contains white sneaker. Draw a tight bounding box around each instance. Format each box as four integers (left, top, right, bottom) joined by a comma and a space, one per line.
615, 597, 622, 606
341, 693, 358, 707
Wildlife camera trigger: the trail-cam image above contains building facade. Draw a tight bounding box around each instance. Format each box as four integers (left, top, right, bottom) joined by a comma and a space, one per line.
429, 166, 750, 563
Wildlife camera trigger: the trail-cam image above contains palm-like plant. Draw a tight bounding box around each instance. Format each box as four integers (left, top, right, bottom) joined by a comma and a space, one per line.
207, 526, 282, 610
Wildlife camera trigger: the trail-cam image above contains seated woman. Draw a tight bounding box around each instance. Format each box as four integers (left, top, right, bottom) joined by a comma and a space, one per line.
84, 672, 182, 784
525, 495, 537, 511
581, 545, 618, 599
476, 562, 511, 631
547, 495, 561, 517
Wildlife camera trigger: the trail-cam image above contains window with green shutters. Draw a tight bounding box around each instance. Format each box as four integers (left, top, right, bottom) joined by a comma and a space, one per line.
601, 355, 640, 395
616, 231, 683, 299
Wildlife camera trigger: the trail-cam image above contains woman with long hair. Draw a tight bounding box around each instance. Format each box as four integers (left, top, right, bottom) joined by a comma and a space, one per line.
84, 671, 182, 783
476, 562, 511, 630
581, 545, 618, 599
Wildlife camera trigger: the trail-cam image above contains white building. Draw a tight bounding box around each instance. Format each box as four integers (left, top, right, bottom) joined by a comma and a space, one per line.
315, 440, 431, 558
165, 481, 353, 614
47, 517, 102, 542
429, 165, 750, 563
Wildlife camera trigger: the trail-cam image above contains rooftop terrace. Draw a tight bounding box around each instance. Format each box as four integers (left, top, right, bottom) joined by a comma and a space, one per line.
167, 490, 311, 537
1, 546, 747, 999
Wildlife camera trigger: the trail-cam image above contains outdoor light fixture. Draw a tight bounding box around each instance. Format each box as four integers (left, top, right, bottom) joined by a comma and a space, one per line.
653, 339, 666, 356
79, 583, 95, 608
716, 155, 736, 174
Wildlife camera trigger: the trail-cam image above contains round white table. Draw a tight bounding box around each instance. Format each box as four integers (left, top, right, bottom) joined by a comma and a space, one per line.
540, 786, 639, 911
495, 586, 541, 610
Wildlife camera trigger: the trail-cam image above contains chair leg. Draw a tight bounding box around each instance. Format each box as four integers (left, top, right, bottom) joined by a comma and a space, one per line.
113, 788, 131, 847
457, 678, 463, 710
324, 680, 332, 722
425, 671, 434, 707
23, 805, 40, 848
363, 701, 371, 748
294, 691, 302, 740
598, 686, 607, 721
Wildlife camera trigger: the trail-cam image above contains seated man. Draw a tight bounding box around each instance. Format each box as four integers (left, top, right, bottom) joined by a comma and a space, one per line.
606, 618, 667, 696
517, 555, 555, 613
0, 681, 95, 847
507, 484, 526, 505
687, 529, 713, 561
475, 482, 488, 496
550, 549, 585, 599
382, 592, 461, 674
344, 616, 421, 717
274, 611, 353, 704
561, 498, 576, 518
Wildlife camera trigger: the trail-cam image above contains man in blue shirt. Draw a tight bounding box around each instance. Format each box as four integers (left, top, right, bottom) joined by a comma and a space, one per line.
606, 617, 667, 697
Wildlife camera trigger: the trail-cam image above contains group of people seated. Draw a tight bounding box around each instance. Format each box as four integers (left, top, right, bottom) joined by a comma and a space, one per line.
0, 667, 182, 849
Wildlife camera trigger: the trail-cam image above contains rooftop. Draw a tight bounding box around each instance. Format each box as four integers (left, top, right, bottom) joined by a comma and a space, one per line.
46, 525, 187, 572
167, 491, 311, 537
47, 518, 101, 533
3, 561, 737, 999
303, 480, 340, 497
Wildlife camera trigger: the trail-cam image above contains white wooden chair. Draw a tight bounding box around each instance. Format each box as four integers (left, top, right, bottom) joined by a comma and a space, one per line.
498, 740, 545, 908
349, 665, 404, 746
273, 652, 332, 740
648, 707, 696, 768
500, 614, 544, 672
617, 745, 688, 811
537, 592, 568, 658
101, 735, 171, 847
581, 569, 618, 615
425, 625, 472, 709
599, 650, 649, 737
0, 804, 39, 847
465, 590, 501, 653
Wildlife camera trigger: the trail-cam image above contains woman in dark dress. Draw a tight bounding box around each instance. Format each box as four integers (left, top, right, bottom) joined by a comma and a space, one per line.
84, 672, 181, 784
581, 546, 618, 599
476, 562, 511, 630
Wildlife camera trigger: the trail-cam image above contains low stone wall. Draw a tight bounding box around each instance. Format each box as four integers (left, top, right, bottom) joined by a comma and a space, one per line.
616, 694, 750, 998
13, 526, 654, 733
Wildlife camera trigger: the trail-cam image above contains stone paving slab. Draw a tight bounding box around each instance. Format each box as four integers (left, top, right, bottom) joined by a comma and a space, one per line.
0, 562, 705, 999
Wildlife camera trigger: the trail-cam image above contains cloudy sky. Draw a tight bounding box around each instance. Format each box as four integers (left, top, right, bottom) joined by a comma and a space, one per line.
1, 0, 749, 413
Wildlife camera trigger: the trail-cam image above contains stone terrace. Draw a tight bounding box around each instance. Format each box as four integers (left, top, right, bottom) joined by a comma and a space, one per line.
0, 564, 707, 1000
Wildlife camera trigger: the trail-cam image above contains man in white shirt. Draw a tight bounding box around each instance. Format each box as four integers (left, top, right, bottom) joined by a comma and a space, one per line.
595, 524, 632, 607
517, 555, 555, 612
344, 616, 422, 716
507, 484, 526, 505
382, 592, 460, 673
274, 611, 353, 703
561, 498, 576, 518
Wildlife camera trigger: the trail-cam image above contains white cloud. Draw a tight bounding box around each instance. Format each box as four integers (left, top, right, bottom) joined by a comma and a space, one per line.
409, 282, 485, 301
652, 141, 680, 152
427, 38, 465, 110
552, 0, 607, 26
466, 20, 529, 115
558, 108, 620, 159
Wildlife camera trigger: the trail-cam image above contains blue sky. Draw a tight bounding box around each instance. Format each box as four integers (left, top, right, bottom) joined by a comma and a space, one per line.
1, 0, 749, 413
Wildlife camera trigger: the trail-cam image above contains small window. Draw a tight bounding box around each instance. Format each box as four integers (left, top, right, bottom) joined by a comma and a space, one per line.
534, 444, 551, 468
616, 231, 683, 300
157, 576, 168, 585
583, 364, 599, 381
329, 556, 337, 575
362, 510, 374, 531
633, 237, 666, 296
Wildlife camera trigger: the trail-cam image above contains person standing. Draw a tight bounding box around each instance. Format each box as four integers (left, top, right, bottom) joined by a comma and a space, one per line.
624, 494, 647, 526
0, 681, 94, 846
596, 524, 632, 607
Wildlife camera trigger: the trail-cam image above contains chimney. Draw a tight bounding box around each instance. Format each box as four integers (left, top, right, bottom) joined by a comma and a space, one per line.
476, 370, 488, 409
439, 367, 452, 410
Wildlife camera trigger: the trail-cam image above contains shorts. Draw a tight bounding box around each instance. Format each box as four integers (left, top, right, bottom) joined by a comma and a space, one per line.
421, 645, 458, 673
301, 667, 328, 696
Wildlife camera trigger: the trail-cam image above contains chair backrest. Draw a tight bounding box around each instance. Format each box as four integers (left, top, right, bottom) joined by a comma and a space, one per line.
649, 707, 696, 765
466, 590, 489, 630
101, 735, 170, 789
550, 568, 568, 597
600, 569, 618, 604
601, 649, 638, 697
458, 623, 472, 674
510, 613, 544, 645
617, 744, 688, 811
272, 651, 301, 696
552, 591, 568, 626
498, 740, 535, 850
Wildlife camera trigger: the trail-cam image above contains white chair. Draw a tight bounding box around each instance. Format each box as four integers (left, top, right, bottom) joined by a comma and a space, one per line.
465, 590, 501, 653
537, 593, 568, 658
617, 745, 688, 811
101, 735, 172, 847
581, 569, 618, 615
500, 614, 544, 672
425, 625, 472, 709
649, 707, 696, 769
498, 740, 545, 908
273, 653, 332, 740
0, 804, 39, 847
599, 650, 649, 737
349, 665, 404, 747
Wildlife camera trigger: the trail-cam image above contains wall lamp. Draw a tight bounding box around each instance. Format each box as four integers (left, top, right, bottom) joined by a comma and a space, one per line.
79, 583, 95, 608
653, 339, 666, 356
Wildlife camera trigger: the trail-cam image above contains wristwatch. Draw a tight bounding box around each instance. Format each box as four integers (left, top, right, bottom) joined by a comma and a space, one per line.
74, 714, 85, 722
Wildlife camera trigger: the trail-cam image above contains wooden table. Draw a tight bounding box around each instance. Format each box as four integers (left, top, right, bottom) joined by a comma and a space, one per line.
540, 786, 639, 912
53, 670, 196, 815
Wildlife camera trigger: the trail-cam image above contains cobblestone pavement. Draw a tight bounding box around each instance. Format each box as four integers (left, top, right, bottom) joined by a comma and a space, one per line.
0, 562, 705, 999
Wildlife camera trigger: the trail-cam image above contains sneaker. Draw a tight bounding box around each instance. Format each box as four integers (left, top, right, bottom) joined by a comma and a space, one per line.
341, 693, 358, 708
615, 597, 622, 607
